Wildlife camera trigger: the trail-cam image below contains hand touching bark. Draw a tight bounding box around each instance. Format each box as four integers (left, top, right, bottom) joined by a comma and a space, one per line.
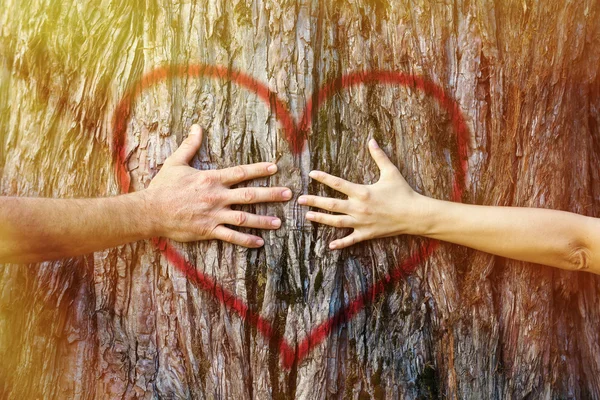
145, 124, 292, 247
298, 139, 429, 250
299, 139, 600, 274
0, 124, 291, 264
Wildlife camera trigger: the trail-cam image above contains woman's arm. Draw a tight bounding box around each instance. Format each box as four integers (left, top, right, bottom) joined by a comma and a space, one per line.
298, 139, 600, 275
0, 125, 291, 264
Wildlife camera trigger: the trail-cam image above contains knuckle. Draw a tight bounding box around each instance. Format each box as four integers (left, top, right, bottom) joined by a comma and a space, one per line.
356, 189, 370, 201
331, 178, 342, 189
200, 173, 216, 186
359, 205, 372, 216
242, 188, 255, 203
327, 200, 337, 211
235, 212, 247, 226
203, 194, 216, 205
203, 191, 222, 205
241, 235, 253, 247
232, 166, 247, 181
225, 231, 236, 242
179, 140, 194, 151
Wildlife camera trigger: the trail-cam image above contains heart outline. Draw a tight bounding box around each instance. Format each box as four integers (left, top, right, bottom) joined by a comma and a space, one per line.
111, 64, 469, 369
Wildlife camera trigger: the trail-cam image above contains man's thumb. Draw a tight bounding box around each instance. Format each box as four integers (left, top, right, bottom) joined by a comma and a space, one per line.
169, 124, 203, 165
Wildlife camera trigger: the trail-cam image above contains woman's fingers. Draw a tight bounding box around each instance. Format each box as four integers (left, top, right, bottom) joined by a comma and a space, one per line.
368, 139, 399, 177
329, 232, 363, 250
308, 170, 357, 196
211, 225, 265, 248
297, 195, 349, 213
221, 211, 281, 230
303, 210, 363, 249
305, 211, 355, 228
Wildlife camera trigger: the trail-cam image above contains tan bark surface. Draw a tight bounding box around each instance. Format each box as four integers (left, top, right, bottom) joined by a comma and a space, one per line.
1, 0, 599, 398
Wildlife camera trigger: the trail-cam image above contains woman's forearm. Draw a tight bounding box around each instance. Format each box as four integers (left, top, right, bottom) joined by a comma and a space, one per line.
415, 197, 600, 274
0, 194, 154, 264
301, 139, 600, 275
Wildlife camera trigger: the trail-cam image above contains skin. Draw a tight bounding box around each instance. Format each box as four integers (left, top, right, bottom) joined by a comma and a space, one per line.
299, 139, 600, 275
0, 124, 291, 264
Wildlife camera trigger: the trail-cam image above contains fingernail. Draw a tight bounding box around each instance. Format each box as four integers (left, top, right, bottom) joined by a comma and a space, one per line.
271, 218, 281, 228
256, 238, 265, 246
308, 170, 318, 178
268, 164, 278, 174
329, 242, 337, 250
298, 196, 307, 205
370, 139, 379, 148
282, 189, 292, 199
190, 124, 201, 135
306, 212, 314, 220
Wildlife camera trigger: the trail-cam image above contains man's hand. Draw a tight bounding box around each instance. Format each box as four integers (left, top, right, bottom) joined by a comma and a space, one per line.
0, 124, 291, 264
298, 139, 428, 250
144, 124, 292, 247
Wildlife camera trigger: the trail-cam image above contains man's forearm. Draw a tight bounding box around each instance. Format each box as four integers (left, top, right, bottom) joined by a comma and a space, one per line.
0, 125, 293, 264
417, 197, 600, 274
0, 194, 154, 263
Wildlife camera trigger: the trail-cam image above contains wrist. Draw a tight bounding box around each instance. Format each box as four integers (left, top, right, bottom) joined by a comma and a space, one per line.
134, 190, 163, 238
404, 194, 443, 237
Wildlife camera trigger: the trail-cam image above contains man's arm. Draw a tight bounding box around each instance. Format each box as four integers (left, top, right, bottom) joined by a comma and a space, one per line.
0, 125, 292, 264
0, 194, 153, 263
298, 139, 600, 275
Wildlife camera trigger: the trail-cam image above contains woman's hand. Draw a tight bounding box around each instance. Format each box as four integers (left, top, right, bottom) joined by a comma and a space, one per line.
298, 139, 430, 250
298, 139, 600, 274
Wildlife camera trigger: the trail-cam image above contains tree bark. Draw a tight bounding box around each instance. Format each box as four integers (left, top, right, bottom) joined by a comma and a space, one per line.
1, 0, 599, 399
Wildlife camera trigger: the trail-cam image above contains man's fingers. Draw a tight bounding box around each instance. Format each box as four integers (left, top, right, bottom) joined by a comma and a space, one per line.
221, 211, 282, 230
297, 195, 349, 213
368, 139, 398, 177
308, 170, 356, 196
220, 162, 279, 186
166, 124, 203, 166
228, 187, 292, 204
305, 211, 355, 228
212, 226, 265, 248
329, 232, 362, 250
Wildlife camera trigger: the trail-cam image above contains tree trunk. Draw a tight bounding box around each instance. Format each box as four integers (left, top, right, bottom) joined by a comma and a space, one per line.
1, 0, 600, 399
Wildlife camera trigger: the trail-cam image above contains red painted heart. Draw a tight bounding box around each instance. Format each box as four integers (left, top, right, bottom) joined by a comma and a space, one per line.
111, 65, 469, 369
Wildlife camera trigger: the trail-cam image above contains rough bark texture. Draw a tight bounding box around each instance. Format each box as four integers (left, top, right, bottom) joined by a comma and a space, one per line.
1, 0, 600, 399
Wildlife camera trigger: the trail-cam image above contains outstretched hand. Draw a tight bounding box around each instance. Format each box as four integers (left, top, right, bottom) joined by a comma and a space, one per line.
145, 124, 291, 247
298, 139, 429, 250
